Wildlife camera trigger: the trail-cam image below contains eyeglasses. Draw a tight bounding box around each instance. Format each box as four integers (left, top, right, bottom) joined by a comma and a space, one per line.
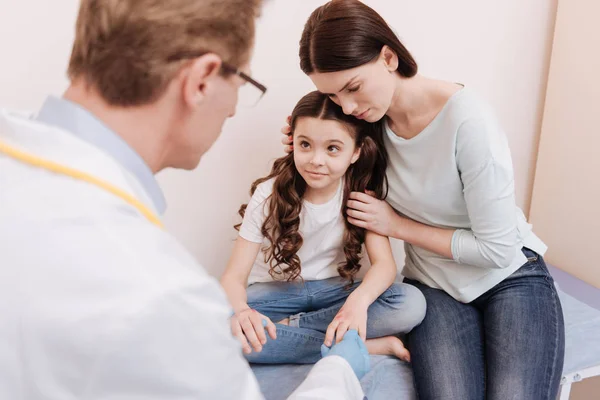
167, 51, 267, 107
221, 63, 267, 108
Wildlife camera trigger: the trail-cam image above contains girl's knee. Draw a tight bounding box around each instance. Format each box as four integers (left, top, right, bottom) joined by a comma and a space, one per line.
379, 282, 427, 332
390, 282, 426, 308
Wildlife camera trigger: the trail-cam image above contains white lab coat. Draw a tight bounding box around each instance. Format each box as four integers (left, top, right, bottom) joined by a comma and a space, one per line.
0, 109, 364, 400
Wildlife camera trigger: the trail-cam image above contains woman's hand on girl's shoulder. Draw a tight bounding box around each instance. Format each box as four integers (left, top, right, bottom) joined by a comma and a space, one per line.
281, 115, 293, 153
230, 308, 277, 354
347, 190, 400, 237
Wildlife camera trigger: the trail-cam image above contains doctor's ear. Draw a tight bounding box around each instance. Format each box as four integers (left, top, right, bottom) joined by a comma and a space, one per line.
182, 53, 223, 108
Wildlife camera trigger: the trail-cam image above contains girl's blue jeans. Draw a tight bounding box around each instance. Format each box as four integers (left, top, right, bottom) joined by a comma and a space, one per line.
244, 276, 427, 364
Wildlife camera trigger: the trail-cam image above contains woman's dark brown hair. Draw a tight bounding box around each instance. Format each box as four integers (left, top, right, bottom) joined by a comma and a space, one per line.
236, 91, 388, 284
299, 0, 417, 76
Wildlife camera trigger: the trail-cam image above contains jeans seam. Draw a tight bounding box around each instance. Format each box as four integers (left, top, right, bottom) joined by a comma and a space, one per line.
308, 284, 355, 297
480, 331, 486, 397
248, 294, 308, 308
275, 326, 324, 342
543, 273, 561, 400
299, 306, 338, 323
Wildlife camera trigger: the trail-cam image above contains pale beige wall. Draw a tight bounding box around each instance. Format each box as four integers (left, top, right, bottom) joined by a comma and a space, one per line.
2, 0, 595, 396
572, 377, 600, 400
529, 0, 600, 397
529, 0, 600, 289
156, 0, 558, 276
0, 0, 558, 277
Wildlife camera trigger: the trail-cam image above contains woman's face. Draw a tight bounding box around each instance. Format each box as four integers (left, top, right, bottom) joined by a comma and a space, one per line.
308, 52, 397, 123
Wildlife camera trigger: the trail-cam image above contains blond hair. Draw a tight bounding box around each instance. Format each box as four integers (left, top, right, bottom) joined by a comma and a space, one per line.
68, 0, 262, 106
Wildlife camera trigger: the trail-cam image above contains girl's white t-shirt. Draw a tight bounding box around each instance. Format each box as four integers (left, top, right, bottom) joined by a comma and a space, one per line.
238, 178, 346, 285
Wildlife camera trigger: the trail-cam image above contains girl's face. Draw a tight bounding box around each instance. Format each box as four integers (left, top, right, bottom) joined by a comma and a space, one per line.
308, 49, 398, 123
293, 117, 361, 194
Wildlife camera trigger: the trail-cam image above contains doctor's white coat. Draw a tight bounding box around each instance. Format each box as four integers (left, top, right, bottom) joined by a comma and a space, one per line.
0, 109, 364, 400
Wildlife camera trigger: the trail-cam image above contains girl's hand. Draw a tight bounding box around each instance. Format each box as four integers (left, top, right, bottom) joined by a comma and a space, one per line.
280, 115, 293, 153
347, 191, 400, 237
230, 308, 277, 354
325, 295, 369, 346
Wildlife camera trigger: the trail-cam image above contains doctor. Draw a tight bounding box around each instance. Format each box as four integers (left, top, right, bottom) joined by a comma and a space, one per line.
0, 0, 369, 399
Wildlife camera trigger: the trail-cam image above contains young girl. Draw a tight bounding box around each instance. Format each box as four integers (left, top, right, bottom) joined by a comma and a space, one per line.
220, 91, 426, 364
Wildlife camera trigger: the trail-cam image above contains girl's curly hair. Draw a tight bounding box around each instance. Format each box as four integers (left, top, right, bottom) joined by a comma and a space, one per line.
236, 91, 388, 284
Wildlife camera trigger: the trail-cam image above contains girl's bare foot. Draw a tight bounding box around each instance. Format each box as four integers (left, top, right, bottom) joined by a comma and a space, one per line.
366, 336, 411, 362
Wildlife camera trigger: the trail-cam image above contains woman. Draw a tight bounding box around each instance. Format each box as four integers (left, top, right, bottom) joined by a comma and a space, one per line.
281, 1, 565, 399
221, 91, 425, 364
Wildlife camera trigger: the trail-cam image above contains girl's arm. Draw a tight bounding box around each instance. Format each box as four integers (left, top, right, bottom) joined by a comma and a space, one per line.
324, 231, 397, 345
346, 231, 397, 307
220, 236, 262, 313
220, 236, 277, 354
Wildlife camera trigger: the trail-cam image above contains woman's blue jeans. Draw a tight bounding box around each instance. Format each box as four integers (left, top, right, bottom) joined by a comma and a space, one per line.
405, 247, 565, 400
245, 276, 427, 364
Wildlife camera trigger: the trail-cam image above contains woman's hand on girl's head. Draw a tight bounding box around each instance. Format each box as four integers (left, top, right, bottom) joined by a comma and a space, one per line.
230, 308, 277, 354
325, 296, 369, 347
281, 115, 293, 153
347, 191, 399, 238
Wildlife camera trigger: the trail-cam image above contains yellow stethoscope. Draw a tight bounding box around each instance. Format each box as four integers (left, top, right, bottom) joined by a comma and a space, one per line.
0, 139, 164, 229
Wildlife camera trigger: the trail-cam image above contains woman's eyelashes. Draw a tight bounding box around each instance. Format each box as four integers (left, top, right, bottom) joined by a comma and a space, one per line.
325, 85, 360, 104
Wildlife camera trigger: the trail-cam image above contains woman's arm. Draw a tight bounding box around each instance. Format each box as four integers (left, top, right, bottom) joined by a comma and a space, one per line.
346, 116, 520, 269
447, 117, 519, 269
347, 192, 455, 259
324, 231, 397, 345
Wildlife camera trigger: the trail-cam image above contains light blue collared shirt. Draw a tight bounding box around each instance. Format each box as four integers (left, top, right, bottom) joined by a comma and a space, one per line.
36, 96, 166, 214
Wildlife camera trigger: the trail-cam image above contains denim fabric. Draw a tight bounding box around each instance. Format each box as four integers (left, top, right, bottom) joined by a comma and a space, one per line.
406, 247, 566, 400
251, 267, 600, 400
245, 277, 427, 364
